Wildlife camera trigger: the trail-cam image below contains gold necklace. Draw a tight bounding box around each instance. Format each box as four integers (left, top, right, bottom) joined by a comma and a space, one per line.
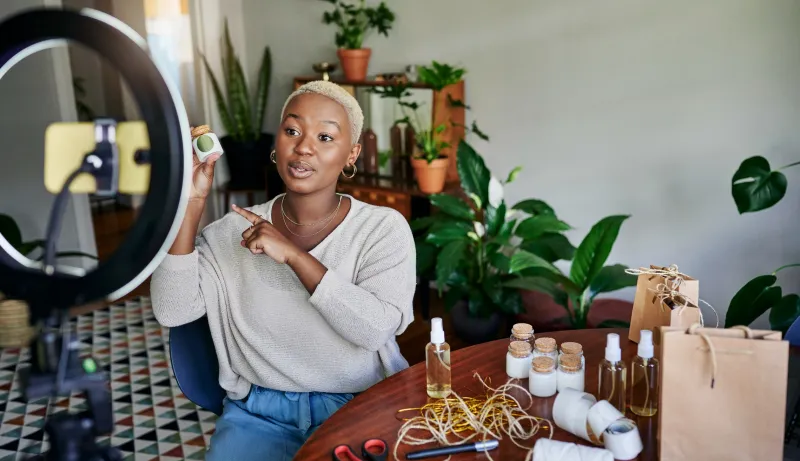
281, 194, 342, 226
281, 195, 343, 238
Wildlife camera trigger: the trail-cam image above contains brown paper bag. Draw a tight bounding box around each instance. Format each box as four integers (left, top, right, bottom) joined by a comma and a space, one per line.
658, 325, 788, 461
628, 264, 699, 343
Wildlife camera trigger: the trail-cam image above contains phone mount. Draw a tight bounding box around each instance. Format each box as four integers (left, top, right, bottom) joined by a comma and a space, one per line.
0, 7, 191, 461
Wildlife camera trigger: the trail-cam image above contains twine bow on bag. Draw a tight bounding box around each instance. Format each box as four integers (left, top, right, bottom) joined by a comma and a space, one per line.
625, 264, 720, 328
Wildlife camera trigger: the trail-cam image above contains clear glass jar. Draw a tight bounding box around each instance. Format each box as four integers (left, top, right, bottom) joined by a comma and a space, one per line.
557, 352, 585, 392
559, 341, 585, 367
510, 322, 535, 345
529, 356, 557, 397
506, 341, 533, 379
533, 337, 558, 363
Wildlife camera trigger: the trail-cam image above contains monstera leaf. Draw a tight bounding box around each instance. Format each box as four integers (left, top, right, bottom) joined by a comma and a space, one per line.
725, 274, 783, 327
732, 156, 788, 213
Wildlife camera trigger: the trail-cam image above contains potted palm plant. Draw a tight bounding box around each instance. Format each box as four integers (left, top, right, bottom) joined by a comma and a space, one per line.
200, 20, 274, 193
0, 213, 97, 347
320, 0, 395, 81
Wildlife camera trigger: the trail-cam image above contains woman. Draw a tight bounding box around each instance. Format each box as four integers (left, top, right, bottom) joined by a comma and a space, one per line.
150, 81, 417, 460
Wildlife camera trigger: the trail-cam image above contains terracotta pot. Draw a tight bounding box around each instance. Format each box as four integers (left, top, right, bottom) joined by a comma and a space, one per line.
411, 156, 449, 194
337, 48, 371, 81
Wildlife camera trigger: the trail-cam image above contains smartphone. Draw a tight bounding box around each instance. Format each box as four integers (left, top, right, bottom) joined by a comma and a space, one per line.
44, 121, 151, 195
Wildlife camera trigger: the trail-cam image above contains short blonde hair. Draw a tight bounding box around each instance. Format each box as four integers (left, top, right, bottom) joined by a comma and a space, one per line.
280, 81, 364, 144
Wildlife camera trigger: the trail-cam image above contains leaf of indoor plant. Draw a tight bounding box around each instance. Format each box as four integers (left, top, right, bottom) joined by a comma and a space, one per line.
769, 294, 800, 334
429, 194, 475, 220
511, 199, 555, 216
731, 156, 788, 213
415, 240, 438, 275
724, 274, 782, 327
589, 264, 637, 297
569, 215, 630, 291
425, 221, 471, 246
508, 250, 560, 275
435, 240, 468, 291
485, 203, 506, 237
456, 140, 491, 207
520, 233, 575, 262
515, 215, 571, 240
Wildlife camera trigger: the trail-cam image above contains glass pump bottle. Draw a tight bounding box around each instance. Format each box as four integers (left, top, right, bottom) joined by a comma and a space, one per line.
425, 317, 451, 398
598, 333, 627, 413
630, 329, 659, 416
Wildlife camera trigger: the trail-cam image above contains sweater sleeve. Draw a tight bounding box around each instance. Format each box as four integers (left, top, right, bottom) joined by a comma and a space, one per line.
150, 233, 224, 327
309, 211, 416, 351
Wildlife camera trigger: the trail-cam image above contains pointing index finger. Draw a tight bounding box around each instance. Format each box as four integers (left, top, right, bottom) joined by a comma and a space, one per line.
231, 204, 264, 225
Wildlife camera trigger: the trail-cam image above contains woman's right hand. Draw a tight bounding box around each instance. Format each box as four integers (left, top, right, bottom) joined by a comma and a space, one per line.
189, 126, 222, 200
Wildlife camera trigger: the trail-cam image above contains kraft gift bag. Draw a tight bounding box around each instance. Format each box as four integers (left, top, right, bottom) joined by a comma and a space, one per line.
658, 324, 788, 461
627, 264, 700, 343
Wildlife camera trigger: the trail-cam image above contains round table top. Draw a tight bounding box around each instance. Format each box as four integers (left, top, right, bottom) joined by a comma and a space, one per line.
295, 328, 657, 460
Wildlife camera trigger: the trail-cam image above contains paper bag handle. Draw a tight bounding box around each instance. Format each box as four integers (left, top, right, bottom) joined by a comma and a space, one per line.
687, 323, 753, 339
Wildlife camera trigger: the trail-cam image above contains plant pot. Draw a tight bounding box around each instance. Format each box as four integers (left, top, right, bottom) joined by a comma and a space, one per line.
411, 156, 449, 194
220, 133, 275, 191
0, 297, 34, 348
450, 300, 503, 345
337, 48, 372, 81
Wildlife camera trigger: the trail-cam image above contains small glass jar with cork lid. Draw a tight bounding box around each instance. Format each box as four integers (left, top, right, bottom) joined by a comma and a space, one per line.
529, 356, 557, 397
557, 353, 585, 392
533, 337, 558, 363
510, 323, 535, 345
506, 340, 533, 379
559, 341, 584, 367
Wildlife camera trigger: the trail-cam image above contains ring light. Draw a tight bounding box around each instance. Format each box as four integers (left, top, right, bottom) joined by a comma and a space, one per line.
0, 7, 192, 317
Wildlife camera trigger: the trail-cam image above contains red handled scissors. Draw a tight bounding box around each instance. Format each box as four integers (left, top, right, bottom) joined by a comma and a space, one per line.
332, 438, 387, 461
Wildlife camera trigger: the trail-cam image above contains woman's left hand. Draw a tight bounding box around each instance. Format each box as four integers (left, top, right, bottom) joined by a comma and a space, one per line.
232, 204, 299, 264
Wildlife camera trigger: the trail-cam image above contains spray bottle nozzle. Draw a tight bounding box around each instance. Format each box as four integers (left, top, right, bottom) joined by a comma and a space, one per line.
638, 329, 654, 359
605, 333, 621, 362
430, 317, 445, 344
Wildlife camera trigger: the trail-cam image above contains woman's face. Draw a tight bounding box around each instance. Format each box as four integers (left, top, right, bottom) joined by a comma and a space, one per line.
275, 93, 360, 195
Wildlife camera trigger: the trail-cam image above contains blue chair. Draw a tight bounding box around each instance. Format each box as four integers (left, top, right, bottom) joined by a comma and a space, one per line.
169, 315, 226, 416
786, 317, 800, 346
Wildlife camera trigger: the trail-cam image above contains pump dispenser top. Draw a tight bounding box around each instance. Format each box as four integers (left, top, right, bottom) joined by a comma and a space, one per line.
638, 330, 654, 359
605, 333, 621, 362
430, 317, 445, 344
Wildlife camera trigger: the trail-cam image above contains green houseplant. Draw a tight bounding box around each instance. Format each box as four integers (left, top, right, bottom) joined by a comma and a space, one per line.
414, 140, 634, 342
200, 19, 274, 193
320, 0, 395, 81
725, 155, 799, 334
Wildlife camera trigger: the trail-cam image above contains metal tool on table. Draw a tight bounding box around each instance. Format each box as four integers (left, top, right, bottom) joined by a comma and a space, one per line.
332, 437, 388, 461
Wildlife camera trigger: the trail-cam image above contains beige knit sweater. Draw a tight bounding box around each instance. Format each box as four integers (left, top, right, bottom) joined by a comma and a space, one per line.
150, 195, 416, 399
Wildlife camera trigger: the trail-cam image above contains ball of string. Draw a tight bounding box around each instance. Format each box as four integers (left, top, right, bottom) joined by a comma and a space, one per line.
393, 372, 553, 461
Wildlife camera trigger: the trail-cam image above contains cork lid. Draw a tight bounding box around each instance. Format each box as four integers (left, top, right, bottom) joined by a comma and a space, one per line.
534, 337, 557, 353
191, 125, 211, 138
532, 356, 555, 373
561, 341, 583, 355
512, 323, 534, 338
509, 340, 532, 358
559, 353, 582, 372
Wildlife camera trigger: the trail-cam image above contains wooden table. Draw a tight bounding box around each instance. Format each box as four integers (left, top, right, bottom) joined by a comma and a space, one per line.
295, 328, 657, 460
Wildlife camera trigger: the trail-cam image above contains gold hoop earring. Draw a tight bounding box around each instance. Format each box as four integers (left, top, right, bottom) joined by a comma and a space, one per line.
270, 150, 276, 163
341, 164, 357, 179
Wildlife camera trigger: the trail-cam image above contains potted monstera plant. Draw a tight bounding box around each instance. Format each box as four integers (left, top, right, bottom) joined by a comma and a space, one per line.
725, 155, 799, 334
320, 0, 395, 81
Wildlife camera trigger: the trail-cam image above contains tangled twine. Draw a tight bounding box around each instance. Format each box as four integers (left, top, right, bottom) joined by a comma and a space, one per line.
393, 372, 553, 461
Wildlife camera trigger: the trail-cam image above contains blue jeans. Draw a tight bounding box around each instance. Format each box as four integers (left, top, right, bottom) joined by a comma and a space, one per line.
206, 385, 355, 461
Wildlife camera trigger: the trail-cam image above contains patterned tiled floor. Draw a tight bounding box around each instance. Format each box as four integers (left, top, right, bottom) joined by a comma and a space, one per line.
0, 296, 217, 460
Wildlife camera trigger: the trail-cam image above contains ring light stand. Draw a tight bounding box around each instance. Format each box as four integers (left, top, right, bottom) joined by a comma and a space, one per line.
0, 7, 191, 460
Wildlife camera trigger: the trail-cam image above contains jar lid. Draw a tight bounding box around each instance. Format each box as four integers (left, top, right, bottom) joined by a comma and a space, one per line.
534, 337, 557, 353
509, 340, 532, 358
559, 353, 582, 372
512, 323, 533, 337
532, 356, 555, 373
561, 341, 583, 355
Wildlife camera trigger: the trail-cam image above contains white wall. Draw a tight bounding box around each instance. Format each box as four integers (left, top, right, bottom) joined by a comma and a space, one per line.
239, 0, 800, 326
0, 0, 98, 269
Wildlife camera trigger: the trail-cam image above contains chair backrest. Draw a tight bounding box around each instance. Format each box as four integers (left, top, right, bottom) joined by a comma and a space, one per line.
168, 315, 226, 416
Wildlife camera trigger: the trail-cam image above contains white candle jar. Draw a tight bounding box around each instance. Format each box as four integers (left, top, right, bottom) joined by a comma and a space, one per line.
557, 352, 585, 393
529, 356, 557, 397
506, 341, 533, 379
